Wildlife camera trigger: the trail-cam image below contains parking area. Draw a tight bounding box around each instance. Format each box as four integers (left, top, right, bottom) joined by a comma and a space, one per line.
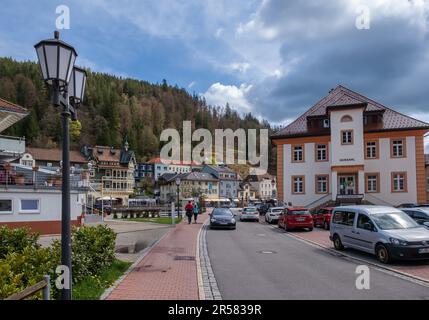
280, 225, 429, 283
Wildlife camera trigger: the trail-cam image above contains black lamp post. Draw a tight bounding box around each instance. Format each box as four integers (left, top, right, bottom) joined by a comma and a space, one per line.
34, 31, 87, 300
175, 177, 181, 219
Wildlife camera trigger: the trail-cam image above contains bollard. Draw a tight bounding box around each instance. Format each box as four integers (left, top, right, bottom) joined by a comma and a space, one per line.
171, 202, 175, 226
43, 275, 50, 300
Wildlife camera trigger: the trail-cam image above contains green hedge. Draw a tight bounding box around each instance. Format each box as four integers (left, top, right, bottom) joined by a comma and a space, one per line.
0, 225, 117, 300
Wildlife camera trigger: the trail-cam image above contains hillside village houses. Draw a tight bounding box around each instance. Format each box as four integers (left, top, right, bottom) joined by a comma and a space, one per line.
159, 171, 219, 204
271, 85, 429, 208
81, 140, 136, 206
201, 165, 241, 201
245, 173, 277, 200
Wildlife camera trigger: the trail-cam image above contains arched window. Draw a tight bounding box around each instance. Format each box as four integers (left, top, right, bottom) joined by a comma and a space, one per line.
341, 115, 353, 122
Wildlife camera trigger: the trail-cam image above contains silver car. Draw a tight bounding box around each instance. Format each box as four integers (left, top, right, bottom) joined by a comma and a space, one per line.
240, 207, 259, 222
330, 205, 429, 263
265, 207, 285, 224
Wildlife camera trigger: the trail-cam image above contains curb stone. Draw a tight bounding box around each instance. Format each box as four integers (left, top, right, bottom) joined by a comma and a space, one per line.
197, 221, 222, 300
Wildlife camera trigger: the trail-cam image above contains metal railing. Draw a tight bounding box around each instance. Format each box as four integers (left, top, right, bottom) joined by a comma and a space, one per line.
5, 275, 50, 300
305, 193, 332, 209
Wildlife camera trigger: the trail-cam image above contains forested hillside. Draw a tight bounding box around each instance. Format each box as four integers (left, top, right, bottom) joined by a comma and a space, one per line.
0, 57, 276, 171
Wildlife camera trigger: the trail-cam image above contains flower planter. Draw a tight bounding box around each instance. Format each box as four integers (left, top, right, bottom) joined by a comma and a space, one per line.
15, 176, 25, 185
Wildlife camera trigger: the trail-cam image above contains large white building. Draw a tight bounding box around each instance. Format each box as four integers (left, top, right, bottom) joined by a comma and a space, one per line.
271, 85, 429, 208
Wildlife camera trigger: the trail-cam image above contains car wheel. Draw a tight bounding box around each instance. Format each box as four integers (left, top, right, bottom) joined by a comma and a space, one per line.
324, 221, 329, 230
333, 234, 344, 251
376, 244, 391, 264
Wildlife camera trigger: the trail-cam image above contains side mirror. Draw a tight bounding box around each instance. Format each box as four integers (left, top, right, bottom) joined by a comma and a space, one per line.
423, 221, 429, 227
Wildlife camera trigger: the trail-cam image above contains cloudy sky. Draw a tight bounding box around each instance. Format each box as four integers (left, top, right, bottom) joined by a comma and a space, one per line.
1, 0, 429, 128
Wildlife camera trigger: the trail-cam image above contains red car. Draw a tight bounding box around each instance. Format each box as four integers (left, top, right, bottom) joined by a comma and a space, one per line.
278, 207, 313, 231
312, 207, 334, 230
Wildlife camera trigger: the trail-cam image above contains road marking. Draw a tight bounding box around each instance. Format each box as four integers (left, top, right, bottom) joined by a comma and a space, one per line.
279, 230, 429, 289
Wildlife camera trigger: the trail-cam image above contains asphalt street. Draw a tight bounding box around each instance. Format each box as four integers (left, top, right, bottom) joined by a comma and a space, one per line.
206, 214, 429, 300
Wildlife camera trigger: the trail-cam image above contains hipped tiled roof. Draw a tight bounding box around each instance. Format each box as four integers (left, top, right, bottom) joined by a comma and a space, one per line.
272, 85, 429, 139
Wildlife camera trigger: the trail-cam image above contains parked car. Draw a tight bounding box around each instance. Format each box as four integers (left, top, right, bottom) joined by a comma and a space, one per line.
240, 207, 259, 222
265, 207, 285, 224
330, 205, 429, 263
313, 207, 334, 230
399, 207, 429, 227
210, 208, 236, 229
396, 203, 429, 208
278, 207, 313, 231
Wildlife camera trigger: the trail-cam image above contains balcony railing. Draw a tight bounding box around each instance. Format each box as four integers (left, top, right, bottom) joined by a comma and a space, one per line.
0, 135, 25, 154
0, 164, 89, 191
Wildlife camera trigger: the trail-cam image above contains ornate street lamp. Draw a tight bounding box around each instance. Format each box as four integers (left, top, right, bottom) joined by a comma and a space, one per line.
34, 31, 86, 300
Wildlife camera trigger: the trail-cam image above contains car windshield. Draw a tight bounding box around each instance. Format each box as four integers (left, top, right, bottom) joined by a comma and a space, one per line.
288, 210, 310, 215
212, 209, 233, 216
244, 207, 257, 212
272, 209, 283, 213
371, 211, 419, 230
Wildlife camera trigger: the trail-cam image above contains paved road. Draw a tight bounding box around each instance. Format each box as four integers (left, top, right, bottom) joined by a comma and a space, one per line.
206, 215, 429, 300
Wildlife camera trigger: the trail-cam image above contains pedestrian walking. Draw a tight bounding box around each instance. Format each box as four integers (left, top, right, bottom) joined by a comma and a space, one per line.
185, 201, 194, 224
193, 202, 199, 223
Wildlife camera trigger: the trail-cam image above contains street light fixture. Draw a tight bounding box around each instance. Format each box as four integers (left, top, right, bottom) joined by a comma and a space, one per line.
34, 31, 86, 300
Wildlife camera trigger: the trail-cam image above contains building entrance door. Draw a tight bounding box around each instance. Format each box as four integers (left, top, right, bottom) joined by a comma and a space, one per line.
338, 175, 356, 195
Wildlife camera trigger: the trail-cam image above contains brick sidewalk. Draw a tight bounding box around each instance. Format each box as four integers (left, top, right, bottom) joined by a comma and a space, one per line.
105, 212, 208, 300
289, 228, 429, 282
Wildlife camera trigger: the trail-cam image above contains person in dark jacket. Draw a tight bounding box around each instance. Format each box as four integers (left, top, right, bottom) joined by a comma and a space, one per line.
185, 201, 194, 224
193, 202, 199, 223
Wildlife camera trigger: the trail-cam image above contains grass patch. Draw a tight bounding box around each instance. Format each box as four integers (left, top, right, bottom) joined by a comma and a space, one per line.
124, 216, 183, 224
73, 259, 131, 300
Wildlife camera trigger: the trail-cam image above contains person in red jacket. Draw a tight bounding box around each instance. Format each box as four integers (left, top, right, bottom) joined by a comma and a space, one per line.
185, 201, 194, 224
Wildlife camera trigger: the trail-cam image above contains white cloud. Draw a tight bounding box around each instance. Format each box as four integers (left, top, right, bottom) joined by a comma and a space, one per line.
203, 82, 253, 113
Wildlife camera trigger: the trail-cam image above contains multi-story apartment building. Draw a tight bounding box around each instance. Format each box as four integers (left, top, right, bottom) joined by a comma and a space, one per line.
134, 162, 155, 183
202, 165, 241, 200
159, 171, 219, 203
148, 157, 202, 181
245, 174, 277, 200
271, 85, 429, 208
81, 140, 136, 205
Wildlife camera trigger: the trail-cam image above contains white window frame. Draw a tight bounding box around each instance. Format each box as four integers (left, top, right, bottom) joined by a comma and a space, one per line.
392, 140, 404, 157
19, 198, 41, 214
393, 174, 405, 192
316, 144, 327, 161
293, 146, 304, 162
316, 176, 328, 193
367, 175, 378, 192
366, 141, 377, 159
0, 199, 13, 215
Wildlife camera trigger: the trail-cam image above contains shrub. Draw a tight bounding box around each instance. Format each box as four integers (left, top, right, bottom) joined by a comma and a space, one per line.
0, 226, 40, 259
0, 245, 56, 299
0, 225, 116, 299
